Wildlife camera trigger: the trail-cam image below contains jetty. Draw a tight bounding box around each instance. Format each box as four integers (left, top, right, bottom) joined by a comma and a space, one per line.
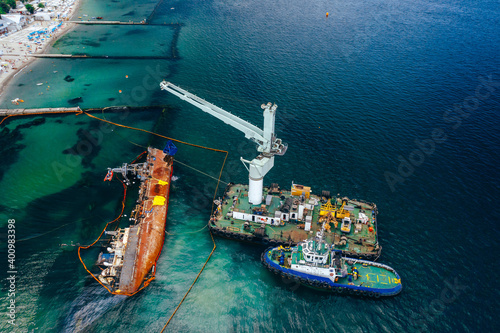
3, 54, 74, 58
0, 107, 82, 116
0, 106, 168, 118
68, 21, 181, 27
3, 54, 175, 60
68, 21, 146, 25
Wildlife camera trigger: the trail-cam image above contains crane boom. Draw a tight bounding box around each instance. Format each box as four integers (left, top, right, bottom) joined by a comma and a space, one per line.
160, 81, 287, 205
160, 81, 271, 151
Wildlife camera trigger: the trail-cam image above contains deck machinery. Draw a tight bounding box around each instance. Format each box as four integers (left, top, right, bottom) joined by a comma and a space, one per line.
160, 81, 381, 259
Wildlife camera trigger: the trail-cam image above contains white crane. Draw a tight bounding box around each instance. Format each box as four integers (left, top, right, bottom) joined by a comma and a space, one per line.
160, 81, 287, 205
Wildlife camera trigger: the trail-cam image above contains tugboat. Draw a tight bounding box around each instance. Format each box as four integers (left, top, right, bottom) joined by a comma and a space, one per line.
92, 142, 176, 296
160, 81, 381, 260
261, 224, 402, 297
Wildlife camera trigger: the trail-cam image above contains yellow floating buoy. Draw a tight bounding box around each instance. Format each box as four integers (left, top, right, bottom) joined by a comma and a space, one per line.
326, 12, 329, 17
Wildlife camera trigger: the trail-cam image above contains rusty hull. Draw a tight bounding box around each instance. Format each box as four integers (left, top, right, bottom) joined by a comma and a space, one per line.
118, 147, 172, 295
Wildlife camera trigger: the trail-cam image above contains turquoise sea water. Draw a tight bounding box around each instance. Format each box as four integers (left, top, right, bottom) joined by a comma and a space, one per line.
1, 0, 499, 332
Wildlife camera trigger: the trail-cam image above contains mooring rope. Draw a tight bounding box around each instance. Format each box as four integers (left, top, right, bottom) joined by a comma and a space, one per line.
165, 224, 208, 236
87, 110, 228, 185
173, 159, 229, 185
79, 112, 227, 321
160, 229, 217, 332
159, 149, 226, 330
0, 115, 12, 126
77, 178, 127, 295
1, 108, 226, 326
103, 125, 225, 185
77, 150, 174, 297
83, 111, 228, 153
17, 221, 75, 242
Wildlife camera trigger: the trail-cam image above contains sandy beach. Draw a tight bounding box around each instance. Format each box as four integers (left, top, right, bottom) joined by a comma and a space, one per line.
0, 0, 81, 98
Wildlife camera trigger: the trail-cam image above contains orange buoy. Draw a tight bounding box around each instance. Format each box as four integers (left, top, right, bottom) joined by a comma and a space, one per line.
119, 90, 122, 93
326, 12, 329, 17
125, 75, 128, 78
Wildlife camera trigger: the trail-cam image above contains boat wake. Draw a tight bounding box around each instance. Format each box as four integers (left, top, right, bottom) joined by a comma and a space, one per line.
61, 287, 127, 332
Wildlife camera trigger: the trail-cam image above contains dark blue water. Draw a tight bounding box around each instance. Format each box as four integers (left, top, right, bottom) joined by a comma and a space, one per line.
1, 0, 499, 332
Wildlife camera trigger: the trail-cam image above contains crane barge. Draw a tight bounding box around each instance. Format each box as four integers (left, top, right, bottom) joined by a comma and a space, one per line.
160, 81, 381, 260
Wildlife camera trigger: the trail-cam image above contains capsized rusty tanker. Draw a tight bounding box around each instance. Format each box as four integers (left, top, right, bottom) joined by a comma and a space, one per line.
96, 143, 176, 295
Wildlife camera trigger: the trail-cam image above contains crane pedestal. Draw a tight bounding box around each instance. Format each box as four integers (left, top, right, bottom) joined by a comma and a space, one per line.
160, 81, 286, 206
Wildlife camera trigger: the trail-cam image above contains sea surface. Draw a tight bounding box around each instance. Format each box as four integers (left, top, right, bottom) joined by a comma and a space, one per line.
0, 0, 499, 332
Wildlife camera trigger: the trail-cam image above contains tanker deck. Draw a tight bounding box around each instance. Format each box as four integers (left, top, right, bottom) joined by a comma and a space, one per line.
209, 183, 381, 260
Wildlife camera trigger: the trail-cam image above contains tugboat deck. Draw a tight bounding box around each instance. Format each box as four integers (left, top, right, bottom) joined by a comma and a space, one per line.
263, 246, 402, 296
344, 263, 400, 289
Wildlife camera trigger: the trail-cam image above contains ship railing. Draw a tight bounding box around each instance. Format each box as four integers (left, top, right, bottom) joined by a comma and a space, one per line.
346, 258, 399, 274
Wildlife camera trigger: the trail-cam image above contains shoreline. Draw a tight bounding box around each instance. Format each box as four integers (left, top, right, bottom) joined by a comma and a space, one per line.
0, 0, 82, 101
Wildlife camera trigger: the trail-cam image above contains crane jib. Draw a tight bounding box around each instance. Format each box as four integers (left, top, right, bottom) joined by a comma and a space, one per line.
160, 80, 287, 205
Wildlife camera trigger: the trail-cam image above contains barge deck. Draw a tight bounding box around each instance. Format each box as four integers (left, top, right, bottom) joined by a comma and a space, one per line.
209, 183, 381, 260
